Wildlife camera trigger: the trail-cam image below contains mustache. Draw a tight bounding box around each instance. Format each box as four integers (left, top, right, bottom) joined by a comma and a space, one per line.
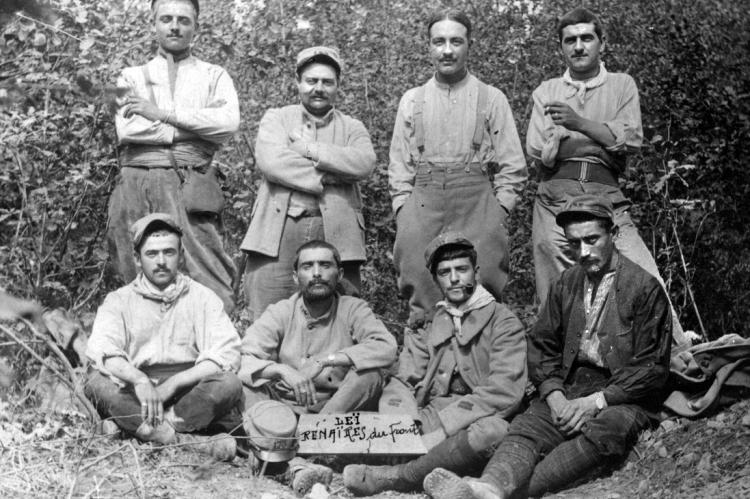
307, 279, 332, 288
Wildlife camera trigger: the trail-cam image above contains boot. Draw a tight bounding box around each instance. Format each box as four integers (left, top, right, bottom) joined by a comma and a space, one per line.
343, 464, 414, 496
424, 468, 507, 499
344, 430, 485, 495
287, 457, 333, 496
173, 432, 237, 461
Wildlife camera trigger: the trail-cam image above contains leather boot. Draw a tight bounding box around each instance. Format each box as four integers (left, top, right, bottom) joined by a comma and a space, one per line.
286, 457, 333, 496
424, 468, 507, 499
343, 464, 413, 496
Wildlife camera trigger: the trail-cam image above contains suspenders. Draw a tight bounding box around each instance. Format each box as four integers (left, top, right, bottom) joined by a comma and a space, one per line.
412, 80, 489, 161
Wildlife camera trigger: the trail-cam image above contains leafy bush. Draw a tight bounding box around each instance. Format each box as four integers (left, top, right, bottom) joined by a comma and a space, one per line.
2, 0, 748, 338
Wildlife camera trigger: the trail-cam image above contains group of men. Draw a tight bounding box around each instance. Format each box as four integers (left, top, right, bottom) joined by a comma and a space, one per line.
84, 1, 681, 497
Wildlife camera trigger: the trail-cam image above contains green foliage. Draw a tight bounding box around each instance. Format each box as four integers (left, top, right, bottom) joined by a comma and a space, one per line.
1, 0, 749, 337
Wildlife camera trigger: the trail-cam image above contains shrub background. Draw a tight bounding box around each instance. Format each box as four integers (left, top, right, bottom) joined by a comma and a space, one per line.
1, 0, 749, 339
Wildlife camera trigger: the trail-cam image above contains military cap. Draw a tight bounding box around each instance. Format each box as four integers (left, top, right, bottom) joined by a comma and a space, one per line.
555, 194, 615, 227
424, 231, 475, 271
130, 213, 182, 249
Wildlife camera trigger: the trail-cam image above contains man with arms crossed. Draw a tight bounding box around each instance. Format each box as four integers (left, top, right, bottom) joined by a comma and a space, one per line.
109, 0, 239, 311
343, 232, 526, 495
424, 195, 672, 498
241, 47, 376, 321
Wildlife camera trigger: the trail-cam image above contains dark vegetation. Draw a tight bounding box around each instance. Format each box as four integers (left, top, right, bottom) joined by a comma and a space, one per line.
1, 0, 749, 351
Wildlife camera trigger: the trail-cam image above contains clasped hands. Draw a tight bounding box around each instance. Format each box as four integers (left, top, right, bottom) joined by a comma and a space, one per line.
133, 375, 181, 426
546, 390, 601, 436
277, 354, 344, 407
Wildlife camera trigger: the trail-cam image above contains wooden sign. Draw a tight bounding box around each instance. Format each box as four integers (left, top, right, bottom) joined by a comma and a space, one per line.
297, 412, 427, 455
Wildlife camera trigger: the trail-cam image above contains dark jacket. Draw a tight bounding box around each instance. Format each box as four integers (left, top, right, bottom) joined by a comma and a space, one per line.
529, 253, 671, 408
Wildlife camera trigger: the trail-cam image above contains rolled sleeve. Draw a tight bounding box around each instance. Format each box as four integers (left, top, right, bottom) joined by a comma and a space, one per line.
602, 76, 643, 154
194, 292, 241, 372
340, 300, 397, 371
238, 302, 288, 387
85, 293, 130, 371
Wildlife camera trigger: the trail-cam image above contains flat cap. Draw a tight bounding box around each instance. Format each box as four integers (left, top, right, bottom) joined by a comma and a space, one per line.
130, 213, 182, 249
424, 231, 475, 270
555, 194, 615, 227
296, 46, 343, 76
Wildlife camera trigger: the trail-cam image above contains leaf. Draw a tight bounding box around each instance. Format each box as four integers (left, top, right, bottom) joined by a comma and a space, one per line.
79, 37, 96, 52
32, 33, 47, 47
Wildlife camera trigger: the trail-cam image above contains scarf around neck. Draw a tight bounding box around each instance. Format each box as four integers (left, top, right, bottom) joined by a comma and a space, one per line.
132, 272, 189, 309
562, 62, 608, 107
436, 284, 495, 335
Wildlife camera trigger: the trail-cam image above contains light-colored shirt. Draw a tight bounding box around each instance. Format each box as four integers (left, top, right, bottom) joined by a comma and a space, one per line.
239, 293, 397, 388
86, 274, 241, 382
578, 271, 616, 368
526, 64, 643, 169
389, 73, 527, 213
115, 53, 240, 146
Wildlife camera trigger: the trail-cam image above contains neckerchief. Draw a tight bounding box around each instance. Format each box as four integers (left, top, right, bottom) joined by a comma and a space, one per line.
436, 284, 495, 335
132, 272, 189, 311
562, 62, 608, 107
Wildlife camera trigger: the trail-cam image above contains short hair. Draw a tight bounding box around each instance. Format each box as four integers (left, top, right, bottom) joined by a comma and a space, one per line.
426, 9, 472, 40
559, 212, 614, 232
293, 240, 342, 270
151, 0, 199, 18
556, 7, 603, 42
429, 244, 478, 275
135, 223, 182, 253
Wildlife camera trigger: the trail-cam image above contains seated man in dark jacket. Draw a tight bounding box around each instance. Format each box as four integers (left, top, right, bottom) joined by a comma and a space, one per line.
425, 194, 672, 498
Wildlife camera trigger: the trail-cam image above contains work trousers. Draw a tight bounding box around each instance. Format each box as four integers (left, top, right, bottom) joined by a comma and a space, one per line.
242, 367, 385, 415
533, 178, 688, 346
243, 214, 361, 323
394, 163, 508, 326
483, 396, 650, 496
107, 167, 236, 312
85, 366, 244, 434
379, 377, 510, 454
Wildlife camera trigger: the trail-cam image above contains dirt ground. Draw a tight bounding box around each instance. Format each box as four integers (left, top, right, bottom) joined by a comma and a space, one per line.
1, 397, 749, 498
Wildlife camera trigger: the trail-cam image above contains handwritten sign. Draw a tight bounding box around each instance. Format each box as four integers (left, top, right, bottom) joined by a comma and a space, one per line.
297, 412, 427, 455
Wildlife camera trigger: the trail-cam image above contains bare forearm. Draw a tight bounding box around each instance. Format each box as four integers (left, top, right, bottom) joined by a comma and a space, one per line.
103, 357, 149, 385
167, 361, 221, 391
571, 117, 616, 148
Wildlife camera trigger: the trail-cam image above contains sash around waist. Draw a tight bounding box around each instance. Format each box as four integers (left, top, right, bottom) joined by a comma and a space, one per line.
119, 141, 215, 168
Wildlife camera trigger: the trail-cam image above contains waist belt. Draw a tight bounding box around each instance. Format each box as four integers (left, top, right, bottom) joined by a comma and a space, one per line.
550, 160, 618, 186
119, 141, 215, 169
416, 162, 487, 176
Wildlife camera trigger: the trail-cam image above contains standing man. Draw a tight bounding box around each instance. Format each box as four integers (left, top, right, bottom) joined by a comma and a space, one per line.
109, 0, 239, 312
343, 232, 526, 496
390, 9, 527, 329
239, 240, 397, 414
424, 195, 672, 498
527, 7, 688, 344
86, 214, 243, 460
240, 47, 376, 322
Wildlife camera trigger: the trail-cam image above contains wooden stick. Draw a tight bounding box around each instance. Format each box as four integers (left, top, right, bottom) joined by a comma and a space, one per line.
0, 323, 98, 421
671, 224, 707, 341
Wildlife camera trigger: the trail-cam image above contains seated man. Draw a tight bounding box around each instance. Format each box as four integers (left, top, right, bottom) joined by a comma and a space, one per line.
85, 213, 243, 460
239, 240, 397, 414
424, 194, 672, 498
344, 232, 527, 495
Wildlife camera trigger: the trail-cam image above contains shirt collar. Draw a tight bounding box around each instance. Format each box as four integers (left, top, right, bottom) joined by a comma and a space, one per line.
432, 71, 472, 91
562, 63, 608, 105
297, 292, 338, 323
157, 47, 193, 63
301, 106, 336, 127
